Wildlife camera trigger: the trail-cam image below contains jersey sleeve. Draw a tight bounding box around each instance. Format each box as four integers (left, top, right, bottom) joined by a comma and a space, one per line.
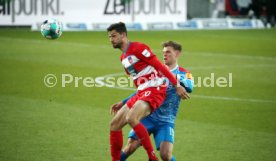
176, 71, 194, 93
134, 44, 178, 85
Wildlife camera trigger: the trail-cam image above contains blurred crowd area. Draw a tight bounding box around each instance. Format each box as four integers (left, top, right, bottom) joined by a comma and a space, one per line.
214, 0, 276, 27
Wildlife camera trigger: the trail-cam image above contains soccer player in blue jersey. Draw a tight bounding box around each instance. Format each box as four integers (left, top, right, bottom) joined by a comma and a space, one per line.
110, 41, 194, 161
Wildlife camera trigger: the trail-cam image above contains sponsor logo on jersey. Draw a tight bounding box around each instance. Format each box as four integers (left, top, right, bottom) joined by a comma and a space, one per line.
128, 56, 133, 64
122, 55, 139, 68
186, 73, 192, 79
142, 49, 151, 57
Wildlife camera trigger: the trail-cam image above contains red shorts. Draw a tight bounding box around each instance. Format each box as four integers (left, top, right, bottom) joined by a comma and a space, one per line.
126, 86, 166, 112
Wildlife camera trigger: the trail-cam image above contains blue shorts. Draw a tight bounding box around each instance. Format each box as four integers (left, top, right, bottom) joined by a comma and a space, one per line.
128, 116, 174, 150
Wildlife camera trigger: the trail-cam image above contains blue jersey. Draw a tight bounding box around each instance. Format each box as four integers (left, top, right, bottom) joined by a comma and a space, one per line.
122, 65, 194, 126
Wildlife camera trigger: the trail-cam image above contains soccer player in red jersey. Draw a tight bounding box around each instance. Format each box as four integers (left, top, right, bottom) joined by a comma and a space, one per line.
107, 22, 189, 161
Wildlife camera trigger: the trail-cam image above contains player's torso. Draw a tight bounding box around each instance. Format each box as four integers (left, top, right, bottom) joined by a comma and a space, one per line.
120, 42, 165, 90
120, 43, 148, 77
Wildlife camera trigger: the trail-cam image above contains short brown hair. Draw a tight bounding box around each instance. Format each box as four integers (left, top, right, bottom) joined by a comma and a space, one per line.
107, 22, 127, 36
162, 41, 182, 52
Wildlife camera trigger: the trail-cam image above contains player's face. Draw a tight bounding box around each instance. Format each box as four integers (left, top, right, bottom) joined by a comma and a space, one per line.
108, 30, 124, 49
162, 46, 179, 66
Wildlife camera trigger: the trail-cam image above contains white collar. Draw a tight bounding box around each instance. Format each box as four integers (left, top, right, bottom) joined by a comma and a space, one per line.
170, 64, 179, 72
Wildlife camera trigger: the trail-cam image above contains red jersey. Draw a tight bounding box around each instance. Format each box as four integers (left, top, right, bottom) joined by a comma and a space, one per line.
120, 42, 177, 90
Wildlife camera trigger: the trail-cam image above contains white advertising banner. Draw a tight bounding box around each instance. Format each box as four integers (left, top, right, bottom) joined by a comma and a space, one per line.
0, 0, 187, 25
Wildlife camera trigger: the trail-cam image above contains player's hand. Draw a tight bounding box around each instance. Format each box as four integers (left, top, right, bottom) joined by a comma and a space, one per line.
175, 84, 190, 100
110, 101, 124, 115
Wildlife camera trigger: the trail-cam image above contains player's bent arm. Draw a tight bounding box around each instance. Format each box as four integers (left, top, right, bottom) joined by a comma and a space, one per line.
140, 55, 178, 86
134, 44, 178, 85
177, 73, 194, 93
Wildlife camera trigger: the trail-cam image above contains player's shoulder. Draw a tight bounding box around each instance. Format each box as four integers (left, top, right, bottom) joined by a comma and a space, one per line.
129, 42, 153, 57
131, 42, 149, 49
178, 66, 193, 80
178, 66, 191, 74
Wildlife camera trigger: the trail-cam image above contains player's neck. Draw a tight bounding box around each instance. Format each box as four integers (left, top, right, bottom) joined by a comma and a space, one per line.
167, 62, 178, 70
121, 40, 130, 52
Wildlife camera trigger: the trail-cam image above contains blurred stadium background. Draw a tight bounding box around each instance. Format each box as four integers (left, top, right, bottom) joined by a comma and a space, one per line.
1, 0, 276, 161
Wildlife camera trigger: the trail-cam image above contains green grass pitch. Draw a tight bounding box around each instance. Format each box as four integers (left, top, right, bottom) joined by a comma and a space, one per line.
0, 29, 276, 161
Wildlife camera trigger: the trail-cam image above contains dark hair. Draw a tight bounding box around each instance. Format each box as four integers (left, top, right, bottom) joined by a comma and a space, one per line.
107, 22, 127, 36
162, 41, 182, 52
